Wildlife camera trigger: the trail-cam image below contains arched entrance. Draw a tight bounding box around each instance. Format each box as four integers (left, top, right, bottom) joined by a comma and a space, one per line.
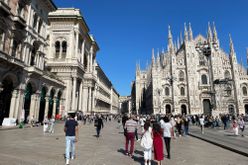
228, 105, 235, 115
48, 89, 55, 118
0, 79, 14, 125
245, 105, 248, 115
24, 83, 33, 123
181, 104, 187, 115
38, 87, 46, 123
165, 104, 171, 114
203, 99, 212, 115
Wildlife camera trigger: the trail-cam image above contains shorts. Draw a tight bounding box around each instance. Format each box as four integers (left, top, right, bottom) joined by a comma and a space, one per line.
144, 148, 152, 160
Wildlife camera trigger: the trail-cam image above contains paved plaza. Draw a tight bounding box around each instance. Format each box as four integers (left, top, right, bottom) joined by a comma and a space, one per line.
0, 121, 248, 165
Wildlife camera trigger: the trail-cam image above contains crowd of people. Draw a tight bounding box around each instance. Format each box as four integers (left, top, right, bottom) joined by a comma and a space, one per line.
33, 112, 246, 165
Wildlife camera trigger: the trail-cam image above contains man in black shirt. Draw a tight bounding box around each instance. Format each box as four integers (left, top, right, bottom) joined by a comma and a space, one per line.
95, 115, 104, 138
64, 113, 78, 165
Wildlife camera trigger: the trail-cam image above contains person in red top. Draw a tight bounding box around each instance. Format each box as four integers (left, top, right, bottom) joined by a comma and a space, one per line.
152, 122, 164, 165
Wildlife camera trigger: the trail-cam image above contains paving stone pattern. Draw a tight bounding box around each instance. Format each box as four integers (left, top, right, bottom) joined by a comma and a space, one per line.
0, 121, 248, 165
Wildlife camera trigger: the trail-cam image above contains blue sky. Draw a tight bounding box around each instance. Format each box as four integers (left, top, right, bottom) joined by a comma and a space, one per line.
53, 0, 248, 96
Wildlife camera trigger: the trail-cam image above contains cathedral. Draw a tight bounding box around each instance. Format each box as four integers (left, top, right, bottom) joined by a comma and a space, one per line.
0, 0, 119, 126
133, 23, 248, 116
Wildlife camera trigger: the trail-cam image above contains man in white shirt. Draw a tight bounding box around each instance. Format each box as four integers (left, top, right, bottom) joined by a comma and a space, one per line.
160, 116, 173, 159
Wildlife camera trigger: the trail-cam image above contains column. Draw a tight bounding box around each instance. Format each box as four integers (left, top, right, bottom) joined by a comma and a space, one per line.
22, 44, 27, 62
81, 40, 85, 66
44, 96, 49, 119
29, 94, 36, 121
82, 86, 88, 113
9, 89, 19, 118
75, 31, 79, 59
15, 89, 25, 122
52, 97, 57, 117
0, 33, 5, 50
72, 77, 77, 111
78, 81, 83, 111
27, 48, 32, 65
92, 88, 96, 113
35, 94, 41, 120
8, 37, 14, 56
90, 47, 93, 72
36, 17, 40, 32
88, 87, 92, 113
87, 54, 90, 72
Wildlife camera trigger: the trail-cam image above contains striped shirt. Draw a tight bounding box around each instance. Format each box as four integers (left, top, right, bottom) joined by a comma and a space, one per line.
125, 119, 138, 133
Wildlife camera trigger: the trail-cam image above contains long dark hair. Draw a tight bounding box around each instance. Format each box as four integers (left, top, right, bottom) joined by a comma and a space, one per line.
153, 122, 162, 134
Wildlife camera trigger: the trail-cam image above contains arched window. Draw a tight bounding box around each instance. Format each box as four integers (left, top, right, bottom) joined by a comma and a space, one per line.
201, 74, 208, 84
226, 87, 232, 96
62, 41, 67, 58
12, 40, 18, 57
33, 14, 38, 28
38, 19, 43, 34
224, 70, 231, 79
180, 87, 185, 96
179, 71, 184, 81
165, 87, 170, 96
55, 41, 60, 58
243, 87, 247, 96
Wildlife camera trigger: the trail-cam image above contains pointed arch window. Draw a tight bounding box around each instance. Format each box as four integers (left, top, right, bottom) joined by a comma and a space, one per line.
55, 41, 60, 58
201, 74, 208, 84
179, 71, 184, 81
62, 41, 67, 58
165, 87, 170, 96
243, 87, 247, 96
224, 70, 231, 79
38, 19, 43, 34
180, 87, 185, 96
33, 14, 38, 28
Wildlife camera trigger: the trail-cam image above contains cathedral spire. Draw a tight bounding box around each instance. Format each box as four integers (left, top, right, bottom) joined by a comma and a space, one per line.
229, 34, 235, 55
157, 49, 160, 68
177, 37, 180, 50
188, 22, 193, 41
207, 22, 213, 43
180, 31, 183, 45
184, 23, 188, 42
212, 22, 218, 43
152, 48, 155, 67
168, 25, 174, 52
229, 34, 237, 63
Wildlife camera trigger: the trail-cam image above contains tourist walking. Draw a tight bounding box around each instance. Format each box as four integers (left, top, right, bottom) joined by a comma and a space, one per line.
124, 115, 138, 158
232, 117, 239, 136
64, 113, 79, 165
238, 115, 245, 137
199, 115, 205, 134
94, 115, 104, 138
141, 122, 153, 165
49, 116, 55, 133
152, 122, 164, 165
43, 117, 49, 133
160, 116, 173, 159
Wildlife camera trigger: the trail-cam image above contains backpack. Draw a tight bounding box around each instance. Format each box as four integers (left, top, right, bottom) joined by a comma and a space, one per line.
94, 119, 98, 127
140, 130, 153, 150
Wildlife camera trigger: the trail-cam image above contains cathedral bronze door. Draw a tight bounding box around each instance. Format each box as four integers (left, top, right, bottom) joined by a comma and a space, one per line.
181, 105, 187, 115
245, 105, 248, 115
228, 105, 235, 115
165, 104, 171, 114
203, 99, 212, 115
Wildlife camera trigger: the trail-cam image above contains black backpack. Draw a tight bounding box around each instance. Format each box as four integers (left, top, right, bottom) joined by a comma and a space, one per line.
94, 119, 98, 127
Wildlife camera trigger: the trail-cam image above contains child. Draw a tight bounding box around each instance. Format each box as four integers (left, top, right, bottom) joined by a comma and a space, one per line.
141, 122, 153, 165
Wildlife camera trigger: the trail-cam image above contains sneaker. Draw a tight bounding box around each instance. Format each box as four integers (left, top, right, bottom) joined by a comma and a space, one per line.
65, 159, 70, 165
71, 156, 75, 160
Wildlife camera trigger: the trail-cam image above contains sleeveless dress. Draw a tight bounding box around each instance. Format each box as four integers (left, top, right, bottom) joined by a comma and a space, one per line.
153, 129, 164, 161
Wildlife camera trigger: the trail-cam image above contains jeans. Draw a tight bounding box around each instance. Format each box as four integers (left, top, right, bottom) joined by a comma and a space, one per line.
65, 136, 76, 159
96, 127, 101, 137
